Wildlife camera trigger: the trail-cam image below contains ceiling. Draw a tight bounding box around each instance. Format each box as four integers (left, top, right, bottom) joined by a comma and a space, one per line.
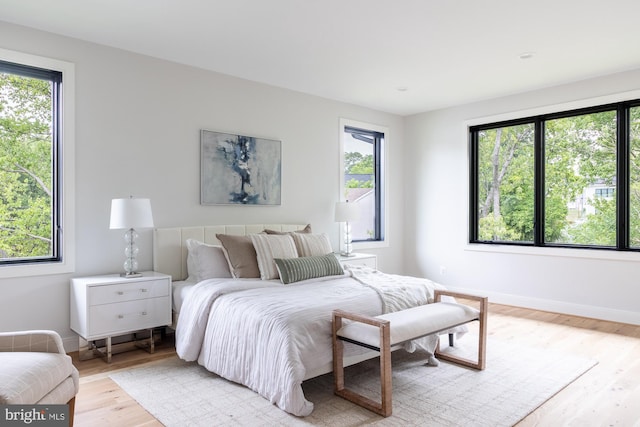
2, 0, 640, 116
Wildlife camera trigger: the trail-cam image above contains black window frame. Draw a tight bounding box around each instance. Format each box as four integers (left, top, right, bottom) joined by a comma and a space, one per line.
469, 98, 640, 251
343, 125, 385, 242
0, 59, 63, 266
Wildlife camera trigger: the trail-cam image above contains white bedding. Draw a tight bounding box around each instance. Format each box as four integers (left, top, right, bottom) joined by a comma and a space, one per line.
175, 266, 445, 416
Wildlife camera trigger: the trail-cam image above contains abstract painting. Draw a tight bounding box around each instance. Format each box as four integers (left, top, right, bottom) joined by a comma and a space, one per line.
200, 130, 282, 205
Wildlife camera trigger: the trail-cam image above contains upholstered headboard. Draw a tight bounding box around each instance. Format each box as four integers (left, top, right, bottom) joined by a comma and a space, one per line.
152, 224, 308, 281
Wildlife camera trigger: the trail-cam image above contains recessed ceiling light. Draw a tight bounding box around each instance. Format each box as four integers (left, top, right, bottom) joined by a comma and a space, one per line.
519, 52, 535, 60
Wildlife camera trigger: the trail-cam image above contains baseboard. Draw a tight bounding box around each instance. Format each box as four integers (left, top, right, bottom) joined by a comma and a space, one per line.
446, 286, 640, 326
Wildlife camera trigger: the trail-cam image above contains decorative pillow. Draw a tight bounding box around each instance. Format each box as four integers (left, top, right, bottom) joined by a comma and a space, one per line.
186, 239, 232, 282
263, 224, 312, 235
274, 253, 344, 284
291, 233, 333, 257
216, 234, 260, 278
250, 234, 299, 280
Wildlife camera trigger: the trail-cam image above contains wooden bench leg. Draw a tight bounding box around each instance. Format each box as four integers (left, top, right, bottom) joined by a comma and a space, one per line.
379, 323, 392, 416
332, 312, 345, 394
333, 311, 393, 417
434, 294, 488, 370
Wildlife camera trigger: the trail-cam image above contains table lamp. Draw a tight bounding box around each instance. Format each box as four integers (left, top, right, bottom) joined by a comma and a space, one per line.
335, 201, 360, 257
109, 197, 154, 277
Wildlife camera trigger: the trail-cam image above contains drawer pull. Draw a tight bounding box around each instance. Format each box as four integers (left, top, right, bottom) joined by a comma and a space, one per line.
117, 312, 148, 319
140, 288, 148, 293
117, 291, 124, 295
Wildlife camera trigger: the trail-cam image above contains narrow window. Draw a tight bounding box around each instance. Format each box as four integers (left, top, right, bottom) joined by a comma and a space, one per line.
0, 60, 62, 264
544, 110, 617, 246
342, 124, 384, 242
629, 106, 640, 248
474, 122, 535, 243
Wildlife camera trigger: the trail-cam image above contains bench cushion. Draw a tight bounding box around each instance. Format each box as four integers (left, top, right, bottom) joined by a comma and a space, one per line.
337, 302, 480, 348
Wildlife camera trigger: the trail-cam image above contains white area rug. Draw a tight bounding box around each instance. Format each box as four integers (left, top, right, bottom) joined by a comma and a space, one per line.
110, 338, 596, 426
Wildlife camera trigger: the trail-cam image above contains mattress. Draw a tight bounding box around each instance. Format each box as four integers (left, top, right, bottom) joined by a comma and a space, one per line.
172, 280, 195, 314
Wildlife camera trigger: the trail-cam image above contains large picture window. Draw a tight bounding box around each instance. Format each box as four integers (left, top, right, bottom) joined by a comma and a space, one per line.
470, 100, 640, 251
0, 48, 74, 277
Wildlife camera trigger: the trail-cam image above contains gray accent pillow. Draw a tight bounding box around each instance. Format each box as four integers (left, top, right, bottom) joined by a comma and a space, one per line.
274, 253, 344, 284
185, 239, 232, 282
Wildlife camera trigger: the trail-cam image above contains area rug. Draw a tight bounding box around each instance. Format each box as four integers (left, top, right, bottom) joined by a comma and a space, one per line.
110, 338, 596, 426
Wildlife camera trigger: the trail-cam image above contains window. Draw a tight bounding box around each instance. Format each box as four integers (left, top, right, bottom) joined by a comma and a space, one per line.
0, 61, 61, 264
0, 48, 74, 277
340, 119, 385, 243
469, 100, 640, 251
594, 187, 615, 199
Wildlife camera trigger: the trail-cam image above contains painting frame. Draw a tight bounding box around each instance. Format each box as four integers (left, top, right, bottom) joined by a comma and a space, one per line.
200, 130, 282, 206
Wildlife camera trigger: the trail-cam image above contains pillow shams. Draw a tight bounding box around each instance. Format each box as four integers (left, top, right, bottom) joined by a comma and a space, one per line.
291, 233, 333, 257
250, 234, 299, 280
263, 224, 312, 235
185, 239, 232, 282
274, 253, 344, 284
216, 234, 260, 278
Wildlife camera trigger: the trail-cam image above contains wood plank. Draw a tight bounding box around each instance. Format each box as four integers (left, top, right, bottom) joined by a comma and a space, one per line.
71, 305, 640, 426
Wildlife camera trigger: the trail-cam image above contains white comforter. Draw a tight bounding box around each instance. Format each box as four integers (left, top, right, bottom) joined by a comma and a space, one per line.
175, 266, 445, 416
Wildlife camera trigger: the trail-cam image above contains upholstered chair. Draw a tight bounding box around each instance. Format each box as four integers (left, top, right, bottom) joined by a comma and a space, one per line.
0, 330, 79, 426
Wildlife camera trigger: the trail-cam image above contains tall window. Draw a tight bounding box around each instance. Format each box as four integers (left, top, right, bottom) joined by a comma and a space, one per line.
0, 60, 62, 265
341, 122, 385, 242
469, 100, 640, 250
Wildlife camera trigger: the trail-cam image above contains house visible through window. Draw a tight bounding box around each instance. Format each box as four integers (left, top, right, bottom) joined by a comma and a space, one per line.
0, 60, 62, 265
469, 100, 640, 250
341, 123, 384, 242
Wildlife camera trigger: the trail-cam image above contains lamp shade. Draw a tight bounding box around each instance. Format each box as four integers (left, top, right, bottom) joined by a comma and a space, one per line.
334, 201, 360, 222
109, 198, 154, 230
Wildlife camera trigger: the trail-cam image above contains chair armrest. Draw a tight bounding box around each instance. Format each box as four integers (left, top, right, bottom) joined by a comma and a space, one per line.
0, 330, 66, 354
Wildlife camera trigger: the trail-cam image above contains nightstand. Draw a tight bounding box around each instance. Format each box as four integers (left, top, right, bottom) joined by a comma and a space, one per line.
335, 252, 377, 269
70, 271, 172, 362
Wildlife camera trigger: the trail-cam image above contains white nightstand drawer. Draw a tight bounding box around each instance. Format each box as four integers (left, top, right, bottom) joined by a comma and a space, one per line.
88, 296, 171, 338
88, 279, 169, 306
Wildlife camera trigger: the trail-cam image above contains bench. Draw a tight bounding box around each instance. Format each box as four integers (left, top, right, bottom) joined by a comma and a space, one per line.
332, 289, 488, 417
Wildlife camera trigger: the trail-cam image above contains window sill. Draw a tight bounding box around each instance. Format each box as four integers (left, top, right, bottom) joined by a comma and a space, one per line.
0, 260, 75, 279
353, 240, 389, 250
464, 243, 640, 262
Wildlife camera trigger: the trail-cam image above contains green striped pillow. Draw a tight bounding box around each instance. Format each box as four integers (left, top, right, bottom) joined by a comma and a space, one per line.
274, 253, 344, 284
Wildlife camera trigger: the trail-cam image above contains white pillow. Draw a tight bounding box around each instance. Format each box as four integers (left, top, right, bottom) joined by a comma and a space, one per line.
186, 239, 232, 282
291, 233, 333, 257
250, 234, 299, 280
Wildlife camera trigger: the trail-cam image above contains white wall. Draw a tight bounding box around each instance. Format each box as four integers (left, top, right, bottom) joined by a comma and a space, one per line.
0, 21, 405, 351
404, 69, 640, 325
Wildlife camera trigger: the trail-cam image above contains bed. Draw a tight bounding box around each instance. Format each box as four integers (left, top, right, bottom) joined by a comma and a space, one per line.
153, 224, 451, 416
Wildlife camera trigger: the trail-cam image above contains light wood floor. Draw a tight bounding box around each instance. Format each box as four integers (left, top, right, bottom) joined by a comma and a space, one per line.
71, 304, 640, 426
